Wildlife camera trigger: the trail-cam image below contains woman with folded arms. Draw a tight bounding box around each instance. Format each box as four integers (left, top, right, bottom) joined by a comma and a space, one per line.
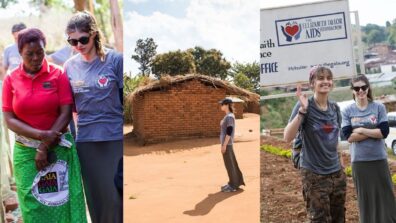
341, 74, 396, 223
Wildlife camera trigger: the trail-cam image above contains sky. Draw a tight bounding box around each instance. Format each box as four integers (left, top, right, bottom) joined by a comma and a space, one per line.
124, 0, 259, 74
260, 0, 396, 26
125, 0, 396, 74
1, 0, 394, 74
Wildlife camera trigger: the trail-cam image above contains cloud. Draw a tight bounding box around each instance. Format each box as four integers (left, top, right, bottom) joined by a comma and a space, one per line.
124, 0, 259, 74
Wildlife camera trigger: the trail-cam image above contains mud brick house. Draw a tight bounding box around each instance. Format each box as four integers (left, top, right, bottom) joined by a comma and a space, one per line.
129, 75, 259, 144
228, 97, 244, 119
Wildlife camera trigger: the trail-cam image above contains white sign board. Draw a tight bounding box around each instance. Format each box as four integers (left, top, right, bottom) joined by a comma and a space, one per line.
260, 0, 355, 87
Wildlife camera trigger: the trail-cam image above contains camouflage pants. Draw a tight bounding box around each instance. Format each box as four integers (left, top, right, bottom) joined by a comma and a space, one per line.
300, 168, 347, 223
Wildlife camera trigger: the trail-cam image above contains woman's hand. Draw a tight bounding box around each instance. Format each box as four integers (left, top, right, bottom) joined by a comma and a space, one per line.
35, 143, 49, 171
352, 127, 364, 134
296, 85, 308, 113
39, 130, 61, 145
221, 145, 227, 154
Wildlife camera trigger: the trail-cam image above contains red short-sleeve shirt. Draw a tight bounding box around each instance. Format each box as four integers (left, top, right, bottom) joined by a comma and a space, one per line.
2, 59, 73, 130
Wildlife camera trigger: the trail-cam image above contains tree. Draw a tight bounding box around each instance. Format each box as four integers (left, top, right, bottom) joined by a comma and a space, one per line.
188, 46, 230, 79
73, 0, 86, 11
233, 72, 254, 92
0, 0, 16, 8
228, 61, 260, 92
361, 24, 386, 46
131, 38, 158, 76
109, 0, 123, 52
151, 50, 195, 78
366, 29, 384, 45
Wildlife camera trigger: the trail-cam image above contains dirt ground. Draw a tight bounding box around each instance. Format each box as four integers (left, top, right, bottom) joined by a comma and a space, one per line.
123, 113, 260, 223
261, 135, 396, 223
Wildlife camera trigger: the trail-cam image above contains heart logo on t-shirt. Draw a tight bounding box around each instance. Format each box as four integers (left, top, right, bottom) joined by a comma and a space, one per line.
370, 115, 377, 124
322, 124, 334, 134
97, 75, 109, 88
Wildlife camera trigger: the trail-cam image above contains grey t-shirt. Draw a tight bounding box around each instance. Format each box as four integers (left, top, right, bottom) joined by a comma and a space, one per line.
341, 102, 387, 162
64, 50, 123, 142
3, 44, 21, 72
220, 113, 235, 146
49, 46, 74, 66
289, 97, 341, 174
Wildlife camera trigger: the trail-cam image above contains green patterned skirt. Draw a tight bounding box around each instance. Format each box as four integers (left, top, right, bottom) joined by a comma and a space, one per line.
13, 133, 87, 223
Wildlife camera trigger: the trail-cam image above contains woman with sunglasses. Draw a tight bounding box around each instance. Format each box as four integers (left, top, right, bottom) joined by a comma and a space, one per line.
63, 11, 123, 223
341, 75, 396, 223
284, 66, 346, 222
2, 28, 87, 222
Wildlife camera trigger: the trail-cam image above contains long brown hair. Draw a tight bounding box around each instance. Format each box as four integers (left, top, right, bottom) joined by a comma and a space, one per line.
228, 103, 234, 113
351, 74, 374, 102
66, 11, 106, 61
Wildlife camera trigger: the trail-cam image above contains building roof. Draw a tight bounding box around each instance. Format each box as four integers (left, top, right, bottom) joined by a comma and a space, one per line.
129, 74, 259, 102
366, 72, 396, 83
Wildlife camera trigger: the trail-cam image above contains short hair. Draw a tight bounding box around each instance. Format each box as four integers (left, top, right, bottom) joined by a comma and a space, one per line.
309, 66, 333, 85
11, 23, 26, 33
17, 28, 46, 53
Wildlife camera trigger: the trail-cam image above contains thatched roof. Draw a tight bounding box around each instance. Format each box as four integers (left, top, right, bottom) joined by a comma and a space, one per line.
128, 74, 259, 102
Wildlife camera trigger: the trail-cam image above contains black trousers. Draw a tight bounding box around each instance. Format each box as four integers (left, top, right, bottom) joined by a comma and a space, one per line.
222, 145, 245, 189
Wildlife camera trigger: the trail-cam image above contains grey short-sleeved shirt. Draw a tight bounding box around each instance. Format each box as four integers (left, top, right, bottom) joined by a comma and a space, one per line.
64, 50, 123, 142
341, 102, 388, 162
3, 44, 21, 72
220, 113, 235, 145
49, 46, 74, 66
289, 97, 341, 174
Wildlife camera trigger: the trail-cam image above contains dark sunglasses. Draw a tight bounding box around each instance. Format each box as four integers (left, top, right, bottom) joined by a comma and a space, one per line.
67, 36, 90, 46
352, 85, 368, 92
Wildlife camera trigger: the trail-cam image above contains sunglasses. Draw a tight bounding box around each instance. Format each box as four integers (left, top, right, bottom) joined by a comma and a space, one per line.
352, 85, 368, 92
67, 35, 90, 46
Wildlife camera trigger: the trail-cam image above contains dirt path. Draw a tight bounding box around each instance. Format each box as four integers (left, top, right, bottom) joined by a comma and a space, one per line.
123, 114, 260, 223
260, 135, 396, 223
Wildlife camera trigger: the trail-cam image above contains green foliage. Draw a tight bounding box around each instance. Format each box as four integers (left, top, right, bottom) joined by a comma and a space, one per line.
360, 20, 396, 47
94, 0, 111, 42
151, 47, 231, 80
344, 166, 352, 177
229, 61, 260, 93
261, 94, 297, 130
131, 38, 158, 76
188, 46, 231, 80
151, 50, 195, 78
123, 74, 150, 124
261, 145, 291, 158
233, 72, 254, 92
361, 24, 386, 46
0, 0, 17, 8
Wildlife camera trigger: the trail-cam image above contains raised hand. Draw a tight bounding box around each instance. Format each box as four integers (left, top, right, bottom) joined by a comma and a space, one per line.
296, 84, 308, 112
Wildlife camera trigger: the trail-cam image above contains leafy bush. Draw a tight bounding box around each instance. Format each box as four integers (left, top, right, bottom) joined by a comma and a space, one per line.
261, 145, 291, 158
123, 74, 151, 124
345, 166, 352, 177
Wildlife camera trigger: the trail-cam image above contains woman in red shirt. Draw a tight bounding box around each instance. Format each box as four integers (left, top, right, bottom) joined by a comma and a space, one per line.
2, 28, 86, 222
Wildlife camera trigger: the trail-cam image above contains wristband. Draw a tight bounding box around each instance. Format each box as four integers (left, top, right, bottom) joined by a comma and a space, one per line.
298, 110, 306, 116
36, 148, 46, 154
